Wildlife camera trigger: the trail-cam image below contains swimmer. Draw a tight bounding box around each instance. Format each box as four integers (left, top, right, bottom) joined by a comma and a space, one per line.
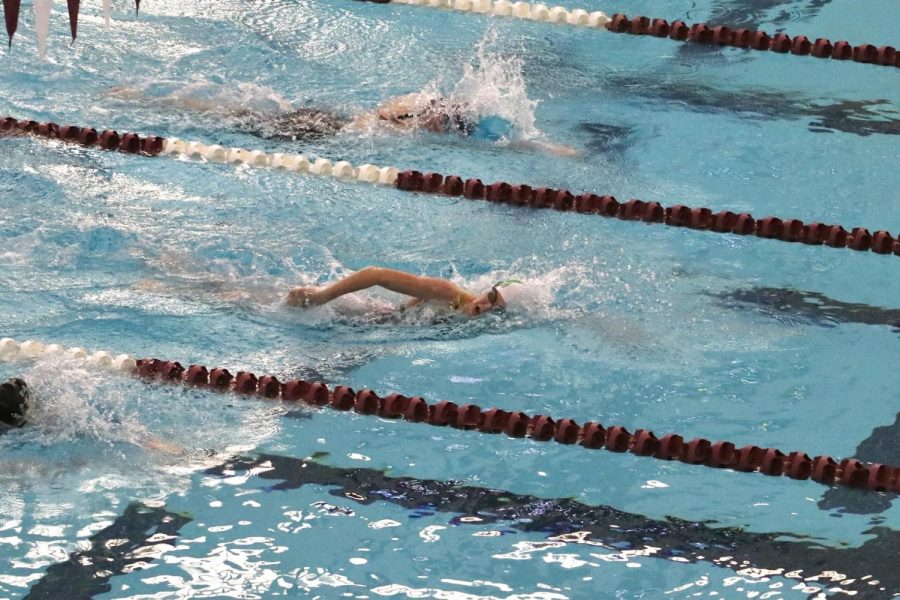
105, 86, 578, 156
349, 92, 578, 156
0, 377, 184, 455
287, 266, 524, 317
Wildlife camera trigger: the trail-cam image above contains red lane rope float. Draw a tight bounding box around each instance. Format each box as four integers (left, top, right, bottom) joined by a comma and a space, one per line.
394, 170, 900, 258
133, 357, 900, 493
605, 13, 899, 69
0, 116, 165, 156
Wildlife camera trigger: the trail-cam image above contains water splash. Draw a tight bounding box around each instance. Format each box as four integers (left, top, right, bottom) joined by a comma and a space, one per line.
444, 27, 540, 140
451, 263, 570, 318
0, 358, 281, 458
18, 359, 149, 448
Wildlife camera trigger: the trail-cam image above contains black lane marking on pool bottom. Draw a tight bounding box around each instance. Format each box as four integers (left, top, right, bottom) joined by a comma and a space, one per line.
576, 122, 634, 158
24, 503, 192, 600
712, 287, 900, 333
208, 453, 897, 597
706, 0, 833, 31
605, 74, 900, 138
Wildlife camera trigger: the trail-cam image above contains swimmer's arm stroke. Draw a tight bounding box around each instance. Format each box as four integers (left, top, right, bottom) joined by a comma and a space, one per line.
508, 138, 581, 158
140, 434, 186, 456
287, 267, 473, 308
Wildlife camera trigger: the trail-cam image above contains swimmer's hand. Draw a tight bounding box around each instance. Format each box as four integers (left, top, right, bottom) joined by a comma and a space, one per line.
286, 287, 324, 308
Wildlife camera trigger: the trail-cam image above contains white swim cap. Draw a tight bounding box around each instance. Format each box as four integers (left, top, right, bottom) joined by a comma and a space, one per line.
493, 278, 525, 311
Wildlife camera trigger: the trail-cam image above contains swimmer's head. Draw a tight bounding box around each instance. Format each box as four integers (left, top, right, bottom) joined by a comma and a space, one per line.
376, 93, 443, 130
376, 93, 476, 135
465, 278, 524, 316
0, 378, 30, 428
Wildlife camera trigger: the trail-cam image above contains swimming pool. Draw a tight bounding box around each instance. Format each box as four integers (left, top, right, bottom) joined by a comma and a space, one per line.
1, 0, 899, 597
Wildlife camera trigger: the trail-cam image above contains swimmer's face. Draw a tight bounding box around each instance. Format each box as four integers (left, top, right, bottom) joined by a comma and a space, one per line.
465, 287, 506, 316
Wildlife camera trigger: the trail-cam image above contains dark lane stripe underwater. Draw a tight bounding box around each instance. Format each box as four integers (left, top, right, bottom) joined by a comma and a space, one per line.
22, 453, 897, 597
24, 504, 192, 600
207, 453, 900, 597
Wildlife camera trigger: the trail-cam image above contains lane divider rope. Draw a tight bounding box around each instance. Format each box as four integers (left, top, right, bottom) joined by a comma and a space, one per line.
3, 337, 896, 493
373, 0, 899, 69
0, 116, 401, 186
127, 357, 900, 494
6, 116, 898, 257
390, 0, 612, 28
392, 170, 900, 257
604, 13, 898, 68
0, 338, 136, 371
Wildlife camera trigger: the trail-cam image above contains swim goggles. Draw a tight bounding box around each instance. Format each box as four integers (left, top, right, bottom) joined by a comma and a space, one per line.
487, 278, 523, 307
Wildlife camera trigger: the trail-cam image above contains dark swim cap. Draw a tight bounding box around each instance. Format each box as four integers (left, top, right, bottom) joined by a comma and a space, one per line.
0, 378, 30, 428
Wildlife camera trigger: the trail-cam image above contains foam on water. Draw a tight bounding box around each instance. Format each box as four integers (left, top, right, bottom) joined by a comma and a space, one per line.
19, 360, 149, 447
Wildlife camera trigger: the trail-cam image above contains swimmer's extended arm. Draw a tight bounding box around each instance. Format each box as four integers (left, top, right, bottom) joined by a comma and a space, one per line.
141, 434, 186, 456
287, 267, 473, 308
508, 138, 581, 158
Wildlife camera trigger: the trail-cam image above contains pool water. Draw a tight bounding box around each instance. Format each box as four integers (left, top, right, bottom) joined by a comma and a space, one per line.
1, 0, 899, 597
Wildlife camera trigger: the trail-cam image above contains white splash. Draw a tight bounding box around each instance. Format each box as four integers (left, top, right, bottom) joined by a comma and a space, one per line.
452, 262, 575, 318
446, 27, 540, 140
22, 359, 149, 447
33, 0, 53, 61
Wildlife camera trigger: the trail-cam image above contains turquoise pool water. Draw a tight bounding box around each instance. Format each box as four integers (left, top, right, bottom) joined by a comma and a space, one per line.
1, 0, 898, 597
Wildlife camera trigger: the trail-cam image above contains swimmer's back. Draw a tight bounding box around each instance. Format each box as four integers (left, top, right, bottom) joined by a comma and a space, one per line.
244, 108, 350, 141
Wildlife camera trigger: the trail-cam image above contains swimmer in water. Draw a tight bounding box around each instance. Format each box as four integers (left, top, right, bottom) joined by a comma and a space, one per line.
0, 378, 184, 455
105, 86, 579, 156
287, 266, 524, 317
297, 91, 578, 155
